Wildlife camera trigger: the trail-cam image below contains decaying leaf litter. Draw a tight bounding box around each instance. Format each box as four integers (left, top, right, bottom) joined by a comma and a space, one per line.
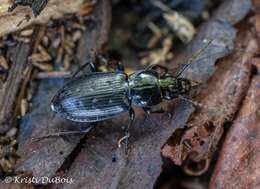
0, 0, 259, 188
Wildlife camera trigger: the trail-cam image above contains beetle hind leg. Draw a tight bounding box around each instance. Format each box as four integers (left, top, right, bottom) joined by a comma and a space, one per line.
31, 126, 94, 141
117, 108, 135, 152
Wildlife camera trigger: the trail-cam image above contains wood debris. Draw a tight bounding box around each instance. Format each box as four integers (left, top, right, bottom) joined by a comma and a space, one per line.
0, 0, 94, 37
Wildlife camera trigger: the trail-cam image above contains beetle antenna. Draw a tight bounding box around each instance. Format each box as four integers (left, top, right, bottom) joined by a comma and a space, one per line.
178, 95, 222, 116
176, 39, 214, 77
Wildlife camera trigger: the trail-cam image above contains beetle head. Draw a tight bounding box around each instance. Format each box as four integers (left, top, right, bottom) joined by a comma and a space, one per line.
159, 74, 191, 100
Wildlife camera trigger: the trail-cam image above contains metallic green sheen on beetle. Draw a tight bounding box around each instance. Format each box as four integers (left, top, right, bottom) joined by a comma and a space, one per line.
51, 58, 191, 123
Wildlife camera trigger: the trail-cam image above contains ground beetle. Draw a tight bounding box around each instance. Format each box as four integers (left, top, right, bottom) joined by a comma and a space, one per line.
50, 57, 191, 146
50, 40, 213, 146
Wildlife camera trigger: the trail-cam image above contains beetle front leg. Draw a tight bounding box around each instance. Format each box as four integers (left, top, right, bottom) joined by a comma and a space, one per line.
146, 64, 168, 76
118, 107, 135, 151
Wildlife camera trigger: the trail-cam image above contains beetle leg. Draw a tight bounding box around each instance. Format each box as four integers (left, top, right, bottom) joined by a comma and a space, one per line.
118, 107, 135, 151
71, 61, 97, 78
31, 126, 94, 141
142, 107, 151, 115
146, 64, 168, 76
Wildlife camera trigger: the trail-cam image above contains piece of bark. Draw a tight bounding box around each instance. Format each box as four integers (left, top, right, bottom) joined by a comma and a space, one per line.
0, 0, 93, 37
76, 0, 111, 63
161, 8, 248, 173
162, 30, 258, 175
0, 42, 31, 133
15, 0, 111, 183
0, 26, 45, 134
160, 0, 253, 176
209, 75, 260, 189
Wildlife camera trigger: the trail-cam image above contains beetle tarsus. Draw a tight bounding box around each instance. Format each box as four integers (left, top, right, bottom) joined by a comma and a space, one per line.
117, 108, 135, 151
117, 132, 130, 148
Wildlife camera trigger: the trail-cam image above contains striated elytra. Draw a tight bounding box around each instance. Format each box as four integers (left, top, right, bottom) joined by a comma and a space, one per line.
51, 61, 191, 123
50, 55, 191, 145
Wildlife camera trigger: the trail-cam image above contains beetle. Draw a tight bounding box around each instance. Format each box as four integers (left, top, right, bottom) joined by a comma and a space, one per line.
48, 40, 214, 146
50, 55, 191, 145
